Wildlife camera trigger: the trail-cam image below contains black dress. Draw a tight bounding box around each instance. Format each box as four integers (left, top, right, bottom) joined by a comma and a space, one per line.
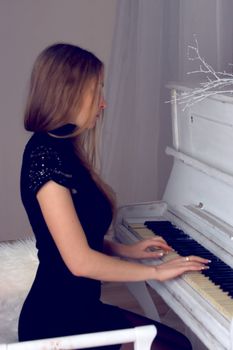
18, 124, 130, 348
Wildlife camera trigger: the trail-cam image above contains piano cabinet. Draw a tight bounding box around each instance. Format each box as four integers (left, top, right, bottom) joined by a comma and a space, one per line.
114, 85, 233, 350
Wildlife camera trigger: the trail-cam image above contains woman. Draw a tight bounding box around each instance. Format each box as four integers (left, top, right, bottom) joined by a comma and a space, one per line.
18, 43, 209, 350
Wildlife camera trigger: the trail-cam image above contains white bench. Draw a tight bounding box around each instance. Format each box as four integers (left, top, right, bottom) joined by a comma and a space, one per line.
0, 325, 156, 350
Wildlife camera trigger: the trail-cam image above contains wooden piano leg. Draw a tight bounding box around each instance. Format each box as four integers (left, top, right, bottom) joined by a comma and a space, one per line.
125, 281, 160, 321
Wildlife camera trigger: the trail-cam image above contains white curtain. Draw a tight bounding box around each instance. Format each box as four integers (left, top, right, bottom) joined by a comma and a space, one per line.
101, 0, 233, 206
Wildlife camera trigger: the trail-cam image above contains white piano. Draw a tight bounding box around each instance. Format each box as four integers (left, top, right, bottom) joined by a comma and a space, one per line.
115, 84, 233, 350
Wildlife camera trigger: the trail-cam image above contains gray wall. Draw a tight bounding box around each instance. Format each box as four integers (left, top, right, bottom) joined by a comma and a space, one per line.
0, 0, 117, 241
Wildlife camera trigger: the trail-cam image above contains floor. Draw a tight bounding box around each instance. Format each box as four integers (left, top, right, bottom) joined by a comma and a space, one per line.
101, 282, 208, 350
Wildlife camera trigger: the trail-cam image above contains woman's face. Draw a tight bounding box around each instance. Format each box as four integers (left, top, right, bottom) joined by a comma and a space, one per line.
75, 74, 106, 129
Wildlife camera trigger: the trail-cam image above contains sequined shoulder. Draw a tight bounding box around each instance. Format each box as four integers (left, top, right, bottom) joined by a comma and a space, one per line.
26, 142, 72, 194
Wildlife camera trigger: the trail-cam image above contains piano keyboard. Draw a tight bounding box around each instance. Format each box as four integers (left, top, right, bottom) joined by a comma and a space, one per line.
127, 220, 233, 321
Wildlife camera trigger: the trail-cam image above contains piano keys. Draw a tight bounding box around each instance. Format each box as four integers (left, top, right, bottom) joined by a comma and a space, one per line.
128, 220, 233, 321
115, 84, 233, 350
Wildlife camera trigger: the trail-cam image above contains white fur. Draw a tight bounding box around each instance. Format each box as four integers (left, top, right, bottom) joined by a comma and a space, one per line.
0, 238, 38, 343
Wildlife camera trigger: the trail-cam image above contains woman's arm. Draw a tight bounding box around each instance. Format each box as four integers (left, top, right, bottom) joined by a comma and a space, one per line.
37, 181, 209, 282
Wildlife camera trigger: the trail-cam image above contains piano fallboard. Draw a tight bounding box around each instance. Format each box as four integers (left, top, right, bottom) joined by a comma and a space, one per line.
115, 201, 233, 350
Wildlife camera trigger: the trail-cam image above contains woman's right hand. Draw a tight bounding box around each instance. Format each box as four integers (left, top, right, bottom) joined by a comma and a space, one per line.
155, 255, 210, 281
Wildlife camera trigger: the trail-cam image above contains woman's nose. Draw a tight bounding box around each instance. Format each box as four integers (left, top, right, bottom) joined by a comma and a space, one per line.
99, 97, 107, 110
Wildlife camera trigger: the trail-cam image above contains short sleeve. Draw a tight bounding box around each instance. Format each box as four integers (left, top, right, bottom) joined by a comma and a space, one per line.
27, 144, 72, 195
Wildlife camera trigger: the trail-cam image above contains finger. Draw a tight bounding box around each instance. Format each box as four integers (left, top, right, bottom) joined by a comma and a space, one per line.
170, 261, 209, 275
143, 240, 173, 252
181, 255, 210, 264
142, 237, 168, 246
140, 238, 166, 246
150, 237, 170, 245
150, 236, 167, 242
168, 265, 208, 279
159, 256, 182, 265
162, 256, 209, 267
152, 242, 173, 251
190, 255, 211, 263
183, 263, 209, 271
142, 250, 165, 259
178, 259, 209, 269
156, 262, 210, 281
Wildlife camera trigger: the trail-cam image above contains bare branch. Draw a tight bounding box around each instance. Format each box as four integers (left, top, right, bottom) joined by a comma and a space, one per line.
166, 36, 233, 110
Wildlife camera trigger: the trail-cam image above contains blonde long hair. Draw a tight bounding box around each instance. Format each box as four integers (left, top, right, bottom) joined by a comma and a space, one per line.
24, 43, 115, 212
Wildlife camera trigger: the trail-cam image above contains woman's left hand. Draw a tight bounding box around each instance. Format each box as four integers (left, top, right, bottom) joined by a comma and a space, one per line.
123, 237, 173, 260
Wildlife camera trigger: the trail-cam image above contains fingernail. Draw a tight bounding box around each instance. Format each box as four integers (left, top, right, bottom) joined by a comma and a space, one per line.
202, 266, 209, 270
159, 252, 164, 256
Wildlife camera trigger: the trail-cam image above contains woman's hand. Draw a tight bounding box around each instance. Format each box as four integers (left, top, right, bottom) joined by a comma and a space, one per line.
155, 255, 210, 281
122, 237, 173, 260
